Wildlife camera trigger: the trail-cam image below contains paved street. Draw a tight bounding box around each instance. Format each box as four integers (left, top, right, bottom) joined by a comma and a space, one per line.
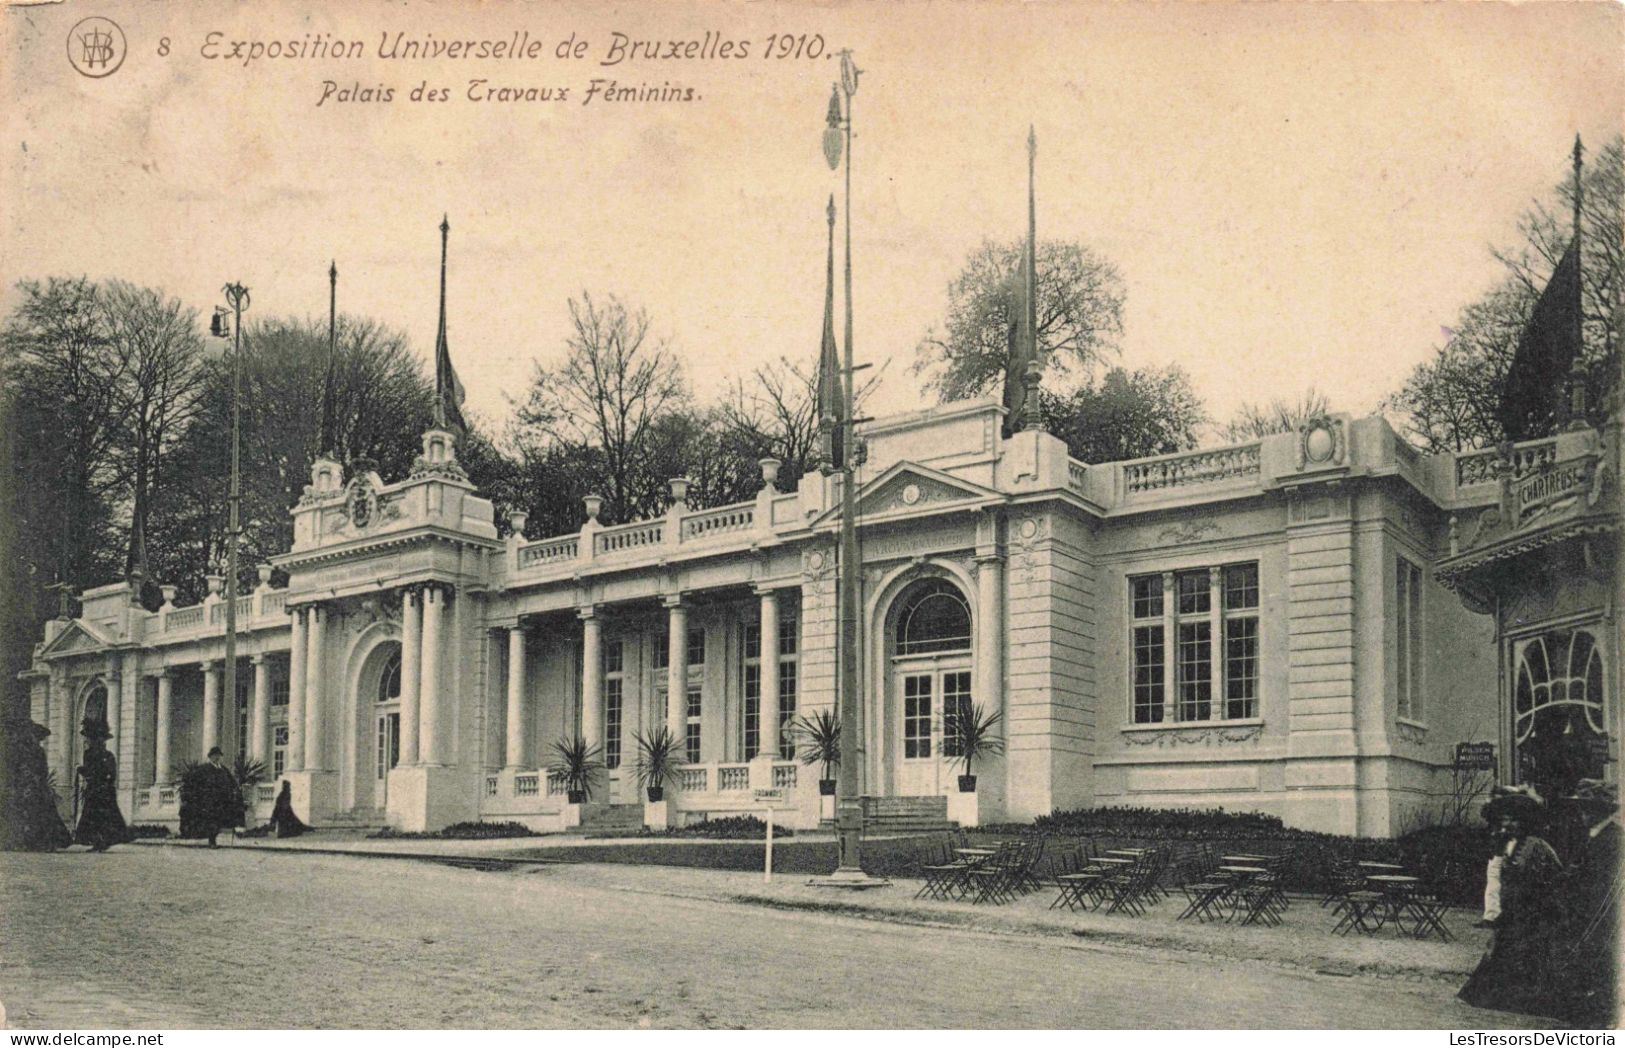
0, 848, 1548, 1029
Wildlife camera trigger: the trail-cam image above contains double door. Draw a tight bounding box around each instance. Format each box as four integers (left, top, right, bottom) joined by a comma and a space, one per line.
893, 664, 973, 797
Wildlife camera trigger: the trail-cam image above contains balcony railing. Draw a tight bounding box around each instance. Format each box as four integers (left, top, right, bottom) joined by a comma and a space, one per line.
520, 535, 578, 567
165, 607, 204, 631
1123, 442, 1261, 495
682, 504, 754, 540
595, 520, 664, 555
717, 764, 750, 792
546, 771, 569, 797
1067, 458, 1088, 495
485, 775, 498, 798
255, 784, 275, 804
677, 766, 709, 792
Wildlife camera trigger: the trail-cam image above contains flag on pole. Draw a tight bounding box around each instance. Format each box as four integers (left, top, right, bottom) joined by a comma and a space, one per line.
320, 260, 338, 457
1000, 264, 1029, 431
815, 195, 845, 471
1498, 236, 1583, 442
433, 215, 468, 436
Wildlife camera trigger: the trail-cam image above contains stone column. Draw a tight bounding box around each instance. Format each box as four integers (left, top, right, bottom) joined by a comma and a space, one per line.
304, 605, 325, 770
287, 608, 308, 773
201, 659, 221, 758
399, 589, 421, 766
579, 607, 601, 748
1161, 571, 1177, 723
249, 654, 270, 764
758, 588, 781, 760
154, 671, 173, 784
505, 623, 527, 769
976, 555, 1005, 716
665, 598, 688, 744
419, 586, 443, 764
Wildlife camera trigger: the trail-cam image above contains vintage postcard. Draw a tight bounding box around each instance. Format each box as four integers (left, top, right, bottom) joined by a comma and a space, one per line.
1, 0, 1620, 1034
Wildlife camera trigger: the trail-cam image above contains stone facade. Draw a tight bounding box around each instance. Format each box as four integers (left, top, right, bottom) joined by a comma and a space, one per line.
22, 398, 1620, 838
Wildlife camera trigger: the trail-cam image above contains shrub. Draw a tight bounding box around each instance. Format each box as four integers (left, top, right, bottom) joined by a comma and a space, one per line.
662, 815, 794, 840
369, 820, 540, 840
128, 823, 171, 839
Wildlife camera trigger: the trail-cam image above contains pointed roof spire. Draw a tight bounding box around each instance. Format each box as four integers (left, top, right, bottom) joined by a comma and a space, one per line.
433, 215, 466, 436
1022, 124, 1044, 432
320, 259, 338, 458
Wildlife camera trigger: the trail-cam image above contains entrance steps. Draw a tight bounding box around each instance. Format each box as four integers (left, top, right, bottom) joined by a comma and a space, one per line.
862, 795, 955, 834
581, 803, 646, 837
321, 807, 387, 831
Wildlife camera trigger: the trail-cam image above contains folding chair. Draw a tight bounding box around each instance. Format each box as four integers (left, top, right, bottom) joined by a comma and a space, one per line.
1331, 890, 1387, 935
965, 841, 1024, 905
1403, 888, 1453, 942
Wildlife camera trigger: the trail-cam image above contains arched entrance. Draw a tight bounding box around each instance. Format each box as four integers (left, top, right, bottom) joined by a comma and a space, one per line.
1511, 626, 1612, 792
72, 681, 110, 818
358, 643, 403, 810
885, 576, 975, 798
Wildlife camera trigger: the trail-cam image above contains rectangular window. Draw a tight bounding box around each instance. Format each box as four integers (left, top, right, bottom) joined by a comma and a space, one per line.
1396, 558, 1423, 721
603, 641, 624, 769
779, 616, 799, 759
903, 674, 933, 758
687, 627, 706, 667
1177, 620, 1212, 721
652, 631, 669, 670
235, 679, 251, 761
270, 675, 290, 708
272, 725, 288, 778
1132, 624, 1165, 724
685, 686, 702, 764
1130, 562, 1259, 725
940, 671, 974, 758
742, 663, 761, 761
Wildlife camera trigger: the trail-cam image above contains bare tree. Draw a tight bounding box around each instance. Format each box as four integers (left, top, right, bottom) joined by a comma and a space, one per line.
514, 292, 687, 523
100, 281, 207, 588
715, 356, 883, 493
913, 238, 1126, 403
1222, 389, 1330, 442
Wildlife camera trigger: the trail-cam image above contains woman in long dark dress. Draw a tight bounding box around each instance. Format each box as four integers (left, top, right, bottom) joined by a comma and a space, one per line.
267, 781, 308, 838
2, 721, 72, 851
73, 719, 128, 852
1458, 792, 1566, 1018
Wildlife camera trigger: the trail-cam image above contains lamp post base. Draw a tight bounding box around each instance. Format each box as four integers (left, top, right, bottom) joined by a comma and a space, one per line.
808, 868, 891, 890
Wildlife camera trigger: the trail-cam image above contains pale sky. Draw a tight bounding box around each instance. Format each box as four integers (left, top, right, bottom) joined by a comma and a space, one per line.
4, 0, 1621, 441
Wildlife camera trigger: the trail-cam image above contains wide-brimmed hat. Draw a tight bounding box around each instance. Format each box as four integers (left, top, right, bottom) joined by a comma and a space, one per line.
79, 717, 111, 741
1483, 791, 1546, 827
207, 746, 223, 758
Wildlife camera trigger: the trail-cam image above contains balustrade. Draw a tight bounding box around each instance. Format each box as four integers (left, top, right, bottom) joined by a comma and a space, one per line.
594, 521, 664, 554
515, 773, 539, 797
772, 763, 798, 790
485, 776, 498, 798
682, 503, 754, 540
1123, 442, 1261, 494
519, 536, 578, 567
678, 766, 709, 792
718, 764, 750, 792
546, 771, 569, 797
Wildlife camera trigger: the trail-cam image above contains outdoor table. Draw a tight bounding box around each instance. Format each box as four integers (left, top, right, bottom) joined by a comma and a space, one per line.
1357, 861, 1405, 871
956, 847, 997, 856
1221, 855, 1271, 864
1092, 856, 1135, 866
1364, 874, 1423, 933
1217, 865, 1266, 877
1105, 849, 1150, 858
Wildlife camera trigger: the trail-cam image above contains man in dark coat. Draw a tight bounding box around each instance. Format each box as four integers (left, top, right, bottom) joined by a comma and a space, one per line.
181, 747, 242, 847
1552, 783, 1621, 1028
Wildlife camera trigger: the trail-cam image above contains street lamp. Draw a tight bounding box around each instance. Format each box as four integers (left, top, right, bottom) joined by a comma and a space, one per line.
819, 50, 880, 885
212, 283, 249, 764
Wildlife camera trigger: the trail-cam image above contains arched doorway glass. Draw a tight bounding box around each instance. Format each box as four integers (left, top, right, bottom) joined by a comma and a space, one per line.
372, 647, 403, 809
1512, 627, 1611, 792
889, 577, 973, 797
74, 684, 110, 818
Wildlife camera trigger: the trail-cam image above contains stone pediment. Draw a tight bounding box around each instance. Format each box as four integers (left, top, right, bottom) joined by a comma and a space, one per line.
36, 619, 114, 661
811, 462, 1002, 528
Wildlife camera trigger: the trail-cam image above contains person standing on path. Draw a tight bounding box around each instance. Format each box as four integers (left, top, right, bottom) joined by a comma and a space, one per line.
72, 719, 127, 852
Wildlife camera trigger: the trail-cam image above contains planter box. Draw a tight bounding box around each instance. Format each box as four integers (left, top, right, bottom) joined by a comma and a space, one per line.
643, 799, 669, 831
947, 789, 979, 828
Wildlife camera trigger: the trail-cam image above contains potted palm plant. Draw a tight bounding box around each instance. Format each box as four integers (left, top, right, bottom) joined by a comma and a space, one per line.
953, 704, 1005, 792
548, 736, 604, 805
792, 710, 841, 796
633, 726, 680, 803
233, 753, 268, 827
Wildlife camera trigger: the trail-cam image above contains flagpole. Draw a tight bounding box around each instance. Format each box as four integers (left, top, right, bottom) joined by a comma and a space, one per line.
322, 260, 337, 458
436, 215, 449, 431
1022, 126, 1045, 433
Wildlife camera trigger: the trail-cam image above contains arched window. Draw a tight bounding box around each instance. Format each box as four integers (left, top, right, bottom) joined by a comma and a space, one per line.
82, 686, 107, 728
1513, 628, 1609, 787
894, 578, 972, 656
378, 651, 402, 704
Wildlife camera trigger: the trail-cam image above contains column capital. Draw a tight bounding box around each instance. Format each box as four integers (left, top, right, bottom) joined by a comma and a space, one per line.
249, 652, 268, 665
577, 604, 597, 621
149, 666, 174, 680
661, 594, 685, 610
973, 552, 1004, 566
200, 659, 220, 672
752, 583, 782, 599
1208, 564, 1223, 582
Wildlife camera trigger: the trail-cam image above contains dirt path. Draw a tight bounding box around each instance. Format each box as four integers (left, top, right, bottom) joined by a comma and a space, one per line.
0, 849, 1548, 1029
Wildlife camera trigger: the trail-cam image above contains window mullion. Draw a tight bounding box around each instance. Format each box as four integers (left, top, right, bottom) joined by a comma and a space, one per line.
1161, 571, 1176, 724
1208, 566, 1222, 723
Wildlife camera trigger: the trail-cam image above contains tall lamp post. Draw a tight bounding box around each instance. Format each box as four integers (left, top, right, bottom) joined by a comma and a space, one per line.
821, 50, 879, 884
210, 283, 249, 763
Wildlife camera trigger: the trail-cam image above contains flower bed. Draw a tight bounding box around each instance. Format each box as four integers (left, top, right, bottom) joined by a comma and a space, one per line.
660, 815, 795, 840
369, 820, 540, 840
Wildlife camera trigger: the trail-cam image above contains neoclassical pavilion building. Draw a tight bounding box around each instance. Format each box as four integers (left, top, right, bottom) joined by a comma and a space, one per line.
22, 392, 1622, 836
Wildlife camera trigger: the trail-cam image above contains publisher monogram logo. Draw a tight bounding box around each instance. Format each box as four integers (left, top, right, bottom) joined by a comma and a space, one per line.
67, 17, 127, 78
